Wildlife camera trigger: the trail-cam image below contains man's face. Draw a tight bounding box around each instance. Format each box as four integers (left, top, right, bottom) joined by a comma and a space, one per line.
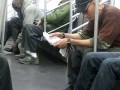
82, 1, 95, 20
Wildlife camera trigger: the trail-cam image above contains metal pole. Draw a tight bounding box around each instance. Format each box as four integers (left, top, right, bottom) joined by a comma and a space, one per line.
0, 0, 7, 53
110, 0, 115, 6
93, 0, 99, 52
44, 0, 47, 32
69, 0, 73, 33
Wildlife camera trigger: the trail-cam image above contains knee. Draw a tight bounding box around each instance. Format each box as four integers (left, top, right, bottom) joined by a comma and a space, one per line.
101, 58, 114, 68
82, 52, 102, 67
83, 52, 98, 63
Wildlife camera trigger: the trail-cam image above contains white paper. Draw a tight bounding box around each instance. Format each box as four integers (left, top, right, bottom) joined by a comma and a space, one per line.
59, 48, 67, 57
43, 32, 61, 45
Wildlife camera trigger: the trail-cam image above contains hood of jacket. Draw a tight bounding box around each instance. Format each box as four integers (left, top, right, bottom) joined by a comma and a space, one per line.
21, 0, 32, 13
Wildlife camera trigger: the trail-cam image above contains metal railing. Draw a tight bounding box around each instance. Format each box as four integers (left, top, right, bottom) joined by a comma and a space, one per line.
0, 0, 116, 53
0, 0, 7, 53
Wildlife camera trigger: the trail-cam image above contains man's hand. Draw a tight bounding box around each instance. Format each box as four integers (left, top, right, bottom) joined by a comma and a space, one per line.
50, 32, 64, 39
53, 38, 68, 49
12, 42, 19, 54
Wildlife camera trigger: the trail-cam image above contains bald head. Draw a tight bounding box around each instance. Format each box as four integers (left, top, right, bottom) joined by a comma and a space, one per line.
12, 0, 23, 12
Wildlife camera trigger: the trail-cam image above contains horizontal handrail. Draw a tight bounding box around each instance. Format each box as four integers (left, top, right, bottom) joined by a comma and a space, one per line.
46, 0, 109, 34
48, 22, 70, 33
7, 10, 14, 13
48, 12, 80, 33
7, 4, 12, 6
72, 21, 88, 32
48, 13, 79, 33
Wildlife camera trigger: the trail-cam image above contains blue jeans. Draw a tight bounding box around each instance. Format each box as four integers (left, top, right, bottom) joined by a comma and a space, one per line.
75, 52, 120, 90
0, 54, 13, 90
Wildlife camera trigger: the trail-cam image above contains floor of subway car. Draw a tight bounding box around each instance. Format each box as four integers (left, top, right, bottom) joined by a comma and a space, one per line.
3, 39, 67, 90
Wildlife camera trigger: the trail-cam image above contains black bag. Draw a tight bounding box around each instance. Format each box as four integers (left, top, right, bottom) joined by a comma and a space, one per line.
36, 38, 66, 62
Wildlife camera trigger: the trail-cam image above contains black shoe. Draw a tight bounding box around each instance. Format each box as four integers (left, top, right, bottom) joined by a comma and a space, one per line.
63, 85, 74, 90
4, 47, 20, 54
4, 48, 13, 52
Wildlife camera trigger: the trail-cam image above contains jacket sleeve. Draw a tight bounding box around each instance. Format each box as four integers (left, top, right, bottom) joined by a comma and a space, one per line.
78, 20, 110, 50
22, 7, 35, 26
45, 4, 70, 24
22, 5, 42, 26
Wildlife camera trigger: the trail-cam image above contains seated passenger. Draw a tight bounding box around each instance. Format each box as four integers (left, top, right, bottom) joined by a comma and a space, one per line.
4, 0, 23, 54
0, 54, 13, 90
15, 0, 70, 64
75, 52, 120, 90
50, 0, 120, 89
4, 0, 43, 54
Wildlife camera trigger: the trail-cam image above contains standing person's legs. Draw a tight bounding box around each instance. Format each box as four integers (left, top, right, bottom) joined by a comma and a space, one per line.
0, 54, 13, 90
91, 58, 120, 90
74, 52, 120, 90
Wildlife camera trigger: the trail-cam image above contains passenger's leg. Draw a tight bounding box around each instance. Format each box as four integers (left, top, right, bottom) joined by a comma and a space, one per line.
66, 47, 92, 90
4, 17, 22, 54
67, 46, 83, 89
91, 58, 120, 90
74, 52, 120, 90
21, 24, 43, 52
4, 21, 12, 45
0, 54, 12, 90
10, 17, 22, 42
18, 24, 43, 64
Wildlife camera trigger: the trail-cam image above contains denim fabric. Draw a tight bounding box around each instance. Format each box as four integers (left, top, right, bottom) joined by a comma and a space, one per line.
4, 17, 22, 44
21, 24, 43, 52
0, 54, 13, 90
75, 52, 120, 90
67, 46, 93, 87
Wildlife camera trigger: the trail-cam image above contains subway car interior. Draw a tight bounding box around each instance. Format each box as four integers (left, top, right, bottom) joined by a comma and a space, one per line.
0, 0, 120, 90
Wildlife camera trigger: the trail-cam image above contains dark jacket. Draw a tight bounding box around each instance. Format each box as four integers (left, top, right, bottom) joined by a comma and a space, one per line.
40, 3, 70, 32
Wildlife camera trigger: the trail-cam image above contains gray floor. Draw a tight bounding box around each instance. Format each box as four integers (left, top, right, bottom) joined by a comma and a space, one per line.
4, 40, 68, 90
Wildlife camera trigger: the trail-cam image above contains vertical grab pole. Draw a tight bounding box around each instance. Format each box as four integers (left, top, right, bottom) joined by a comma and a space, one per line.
111, 0, 115, 6
0, 0, 7, 53
93, 0, 99, 52
44, 0, 47, 32
69, 0, 73, 34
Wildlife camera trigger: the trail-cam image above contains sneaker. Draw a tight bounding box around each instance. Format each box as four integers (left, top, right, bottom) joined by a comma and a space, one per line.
63, 85, 74, 90
33, 58, 39, 64
15, 53, 26, 59
18, 56, 39, 65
